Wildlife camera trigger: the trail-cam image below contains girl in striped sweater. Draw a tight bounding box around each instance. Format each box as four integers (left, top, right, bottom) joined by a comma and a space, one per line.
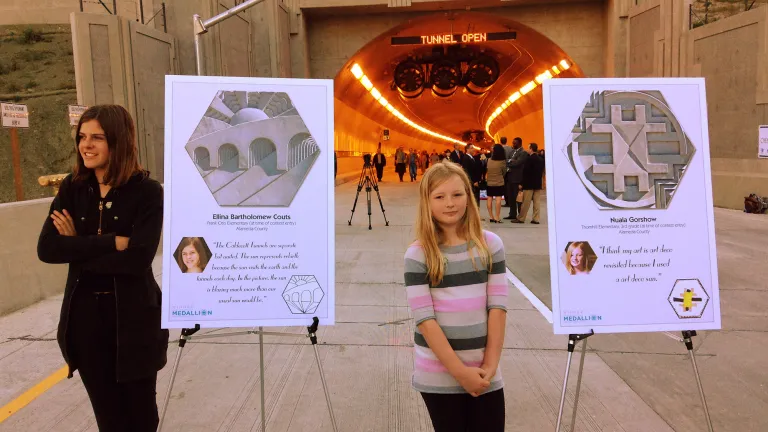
405, 162, 508, 431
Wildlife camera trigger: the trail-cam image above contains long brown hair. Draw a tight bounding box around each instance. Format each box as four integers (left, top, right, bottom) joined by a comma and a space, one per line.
175, 237, 210, 273
415, 162, 491, 286
73, 105, 143, 187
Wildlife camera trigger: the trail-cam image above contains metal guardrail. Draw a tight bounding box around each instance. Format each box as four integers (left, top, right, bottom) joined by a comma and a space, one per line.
38, 174, 68, 195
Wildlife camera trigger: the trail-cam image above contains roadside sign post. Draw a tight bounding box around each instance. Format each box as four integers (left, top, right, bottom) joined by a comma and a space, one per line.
1, 103, 30, 201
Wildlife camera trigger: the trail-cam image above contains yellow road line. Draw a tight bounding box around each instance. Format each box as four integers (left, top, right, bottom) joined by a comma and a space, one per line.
0, 366, 68, 424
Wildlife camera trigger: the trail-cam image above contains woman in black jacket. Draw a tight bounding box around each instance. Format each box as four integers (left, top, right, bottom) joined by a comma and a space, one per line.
37, 105, 168, 431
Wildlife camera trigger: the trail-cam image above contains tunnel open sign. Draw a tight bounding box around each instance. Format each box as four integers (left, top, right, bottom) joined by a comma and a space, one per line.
391, 31, 516, 46
1, 103, 29, 128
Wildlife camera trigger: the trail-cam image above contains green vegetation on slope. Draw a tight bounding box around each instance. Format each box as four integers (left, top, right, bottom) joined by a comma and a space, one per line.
0, 25, 78, 204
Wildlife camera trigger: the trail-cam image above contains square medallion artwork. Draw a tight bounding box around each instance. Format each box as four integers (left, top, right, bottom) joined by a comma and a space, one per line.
185, 90, 320, 207
564, 90, 696, 210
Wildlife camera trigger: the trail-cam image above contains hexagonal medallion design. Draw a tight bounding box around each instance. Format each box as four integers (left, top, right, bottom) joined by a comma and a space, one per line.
185, 90, 320, 207
668, 279, 709, 319
282, 275, 325, 314
563, 90, 696, 209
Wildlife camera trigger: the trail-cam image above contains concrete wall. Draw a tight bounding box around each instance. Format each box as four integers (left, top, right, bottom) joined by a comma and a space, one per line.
683, 7, 768, 209
71, 12, 177, 181
304, 1, 607, 80
0, 198, 67, 316
0, 0, 159, 26
494, 110, 545, 149
627, 2, 768, 209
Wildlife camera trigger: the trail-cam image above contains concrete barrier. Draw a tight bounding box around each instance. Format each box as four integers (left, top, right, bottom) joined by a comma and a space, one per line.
0, 197, 67, 316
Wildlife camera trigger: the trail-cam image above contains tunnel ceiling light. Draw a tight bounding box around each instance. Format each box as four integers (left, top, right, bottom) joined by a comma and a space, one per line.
361, 76, 374, 91
484, 60, 573, 137
535, 70, 553, 84
349, 63, 465, 146
351, 64, 363, 79
520, 81, 537, 95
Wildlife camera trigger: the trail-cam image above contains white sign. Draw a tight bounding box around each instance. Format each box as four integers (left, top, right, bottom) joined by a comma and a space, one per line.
759, 125, 768, 158
543, 78, 721, 334
161, 75, 335, 329
1, 103, 29, 128
68, 105, 88, 126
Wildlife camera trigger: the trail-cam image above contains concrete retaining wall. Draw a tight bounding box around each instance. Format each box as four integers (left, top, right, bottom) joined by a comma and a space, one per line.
0, 198, 67, 316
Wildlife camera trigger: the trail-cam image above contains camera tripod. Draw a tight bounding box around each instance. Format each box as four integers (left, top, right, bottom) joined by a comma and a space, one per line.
348, 161, 389, 230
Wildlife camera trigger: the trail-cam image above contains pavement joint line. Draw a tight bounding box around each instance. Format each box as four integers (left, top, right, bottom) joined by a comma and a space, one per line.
505, 267, 553, 323
0, 365, 68, 424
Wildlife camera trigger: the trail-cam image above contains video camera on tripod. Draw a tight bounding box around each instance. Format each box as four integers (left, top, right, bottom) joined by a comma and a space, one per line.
348, 153, 389, 230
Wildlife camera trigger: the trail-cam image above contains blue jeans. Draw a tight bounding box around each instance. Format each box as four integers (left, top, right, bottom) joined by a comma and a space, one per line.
409, 163, 417, 179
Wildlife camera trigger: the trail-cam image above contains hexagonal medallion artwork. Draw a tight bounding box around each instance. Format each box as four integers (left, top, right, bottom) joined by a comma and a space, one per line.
185, 90, 320, 207
282, 275, 325, 314
563, 90, 696, 209
668, 279, 709, 319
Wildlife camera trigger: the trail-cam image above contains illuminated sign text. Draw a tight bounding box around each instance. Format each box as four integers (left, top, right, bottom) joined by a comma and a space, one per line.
391, 31, 516, 46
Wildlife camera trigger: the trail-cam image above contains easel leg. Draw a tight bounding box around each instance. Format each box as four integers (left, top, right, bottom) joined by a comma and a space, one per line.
555, 332, 594, 432
158, 325, 200, 432
555, 337, 577, 432
308, 318, 339, 432
682, 331, 714, 432
570, 338, 588, 430
259, 326, 267, 432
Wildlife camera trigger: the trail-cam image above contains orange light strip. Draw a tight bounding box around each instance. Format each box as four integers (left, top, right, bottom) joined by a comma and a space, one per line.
485, 59, 571, 136
350, 63, 465, 146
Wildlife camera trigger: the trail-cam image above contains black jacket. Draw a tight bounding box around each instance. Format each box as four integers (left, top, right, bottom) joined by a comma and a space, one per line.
505, 147, 528, 183
450, 150, 463, 164
373, 153, 387, 167
521, 153, 545, 190
461, 153, 482, 183
38, 172, 169, 382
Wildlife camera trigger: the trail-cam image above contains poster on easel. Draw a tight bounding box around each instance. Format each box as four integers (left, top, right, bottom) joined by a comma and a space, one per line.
161, 76, 335, 329
543, 78, 720, 334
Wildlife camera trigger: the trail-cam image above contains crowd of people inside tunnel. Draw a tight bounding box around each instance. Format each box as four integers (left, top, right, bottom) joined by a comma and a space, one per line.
381, 138, 545, 224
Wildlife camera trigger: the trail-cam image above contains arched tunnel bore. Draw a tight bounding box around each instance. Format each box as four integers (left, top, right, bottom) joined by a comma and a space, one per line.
333, 11, 585, 166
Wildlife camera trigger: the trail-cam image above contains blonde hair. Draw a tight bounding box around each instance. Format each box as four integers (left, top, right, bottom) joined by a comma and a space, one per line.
565, 241, 593, 275
415, 162, 491, 286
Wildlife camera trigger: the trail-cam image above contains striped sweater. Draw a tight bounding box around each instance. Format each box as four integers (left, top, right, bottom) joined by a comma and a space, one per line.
404, 230, 508, 394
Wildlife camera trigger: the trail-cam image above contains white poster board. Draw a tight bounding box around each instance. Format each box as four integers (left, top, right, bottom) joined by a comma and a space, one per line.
1, 103, 29, 128
759, 125, 768, 158
543, 78, 720, 334
161, 76, 335, 329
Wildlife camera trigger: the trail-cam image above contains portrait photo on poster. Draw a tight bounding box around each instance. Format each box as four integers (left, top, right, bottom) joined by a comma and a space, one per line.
173, 237, 213, 274
562, 241, 597, 276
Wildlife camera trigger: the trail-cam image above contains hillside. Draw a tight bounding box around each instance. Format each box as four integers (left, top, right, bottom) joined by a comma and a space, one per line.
0, 25, 78, 203
691, 0, 768, 27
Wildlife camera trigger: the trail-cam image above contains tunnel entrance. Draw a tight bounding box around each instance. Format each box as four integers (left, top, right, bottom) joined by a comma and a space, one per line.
333, 11, 585, 155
